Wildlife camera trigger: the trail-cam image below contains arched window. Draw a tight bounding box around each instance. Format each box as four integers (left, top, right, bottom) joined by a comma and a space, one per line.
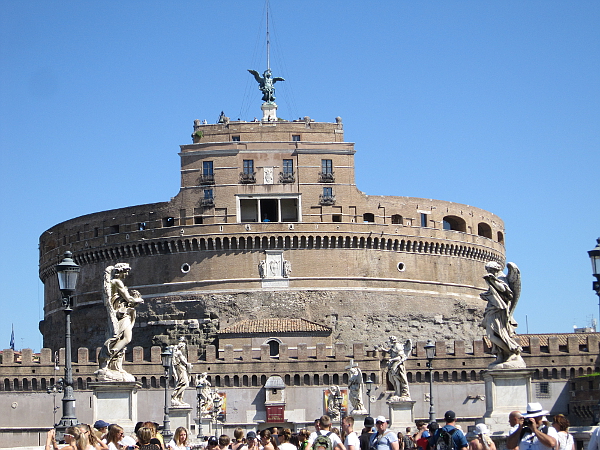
294, 375, 300, 386
497, 231, 504, 244
477, 222, 492, 239
243, 375, 249, 387
266, 339, 281, 357
443, 215, 467, 232
391, 215, 403, 225
304, 374, 310, 385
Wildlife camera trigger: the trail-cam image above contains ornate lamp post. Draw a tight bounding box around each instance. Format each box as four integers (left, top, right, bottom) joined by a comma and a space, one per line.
54, 252, 80, 441
365, 376, 374, 417
161, 347, 173, 441
424, 340, 436, 422
47, 379, 64, 427
588, 238, 600, 329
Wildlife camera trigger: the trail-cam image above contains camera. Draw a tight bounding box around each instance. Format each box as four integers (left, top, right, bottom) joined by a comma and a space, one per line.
525, 419, 535, 427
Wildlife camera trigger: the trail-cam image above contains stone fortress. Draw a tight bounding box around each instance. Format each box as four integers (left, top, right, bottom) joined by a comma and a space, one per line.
39, 114, 506, 354
0, 72, 592, 448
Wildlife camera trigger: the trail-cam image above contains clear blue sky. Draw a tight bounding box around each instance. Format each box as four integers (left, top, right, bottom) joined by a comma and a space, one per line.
1, 1, 599, 352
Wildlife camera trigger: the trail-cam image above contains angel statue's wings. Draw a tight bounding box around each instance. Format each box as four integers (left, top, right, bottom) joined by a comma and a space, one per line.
273, 76, 285, 83
506, 262, 521, 319
403, 339, 413, 359
248, 69, 263, 84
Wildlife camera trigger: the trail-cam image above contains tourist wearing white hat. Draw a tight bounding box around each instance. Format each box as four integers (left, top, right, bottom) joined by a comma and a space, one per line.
506, 403, 558, 450
468, 424, 496, 450
370, 416, 399, 450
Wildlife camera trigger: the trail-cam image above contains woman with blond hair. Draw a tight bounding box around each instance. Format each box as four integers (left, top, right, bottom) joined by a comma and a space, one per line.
167, 427, 191, 450
552, 415, 574, 450
138, 427, 161, 450
78, 424, 108, 450
45, 427, 89, 450
106, 424, 126, 450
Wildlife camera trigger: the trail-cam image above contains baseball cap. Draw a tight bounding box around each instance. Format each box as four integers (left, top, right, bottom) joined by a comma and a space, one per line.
208, 436, 218, 446
375, 416, 388, 424
94, 420, 110, 429
247, 431, 257, 439
444, 411, 456, 422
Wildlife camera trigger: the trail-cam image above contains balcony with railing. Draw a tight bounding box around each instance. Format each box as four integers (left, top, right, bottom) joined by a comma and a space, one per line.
279, 172, 295, 184
239, 172, 256, 184
202, 196, 215, 207
198, 174, 215, 185
319, 194, 336, 206
318, 172, 335, 183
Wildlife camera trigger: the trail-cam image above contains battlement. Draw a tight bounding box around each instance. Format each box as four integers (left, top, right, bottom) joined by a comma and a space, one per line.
191, 118, 344, 144
1, 334, 598, 393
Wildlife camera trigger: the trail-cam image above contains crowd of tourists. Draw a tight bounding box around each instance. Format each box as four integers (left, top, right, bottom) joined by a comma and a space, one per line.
44, 402, 586, 450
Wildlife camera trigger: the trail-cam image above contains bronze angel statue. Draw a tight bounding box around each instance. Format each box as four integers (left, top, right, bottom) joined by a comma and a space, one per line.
248, 69, 284, 103
480, 261, 526, 369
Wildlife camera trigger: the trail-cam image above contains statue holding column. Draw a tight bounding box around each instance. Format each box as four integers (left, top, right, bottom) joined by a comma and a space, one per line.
96, 263, 144, 382
346, 360, 367, 414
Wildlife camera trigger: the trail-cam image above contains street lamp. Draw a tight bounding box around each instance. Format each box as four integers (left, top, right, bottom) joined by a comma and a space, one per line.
588, 238, 600, 330
365, 376, 375, 417
424, 340, 436, 423
46, 379, 64, 427
54, 251, 80, 441
161, 347, 173, 441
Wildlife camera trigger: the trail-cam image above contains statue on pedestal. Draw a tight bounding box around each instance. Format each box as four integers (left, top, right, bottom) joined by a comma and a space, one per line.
376, 336, 412, 401
248, 69, 285, 103
196, 372, 213, 414
171, 339, 192, 407
480, 261, 526, 369
96, 263, 144, 382
346, 360, 367, 414
327, 385, 342, 419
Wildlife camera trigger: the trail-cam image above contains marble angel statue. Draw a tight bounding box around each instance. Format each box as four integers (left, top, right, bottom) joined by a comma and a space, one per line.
96, 263, 144, 382
171, 339, 193, 407
376, 336, 412, 400
480, 261, 525, 369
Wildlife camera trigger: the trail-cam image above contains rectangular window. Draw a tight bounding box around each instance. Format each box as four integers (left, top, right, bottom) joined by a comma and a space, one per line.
243, 160, 254, 175
204, 189, 214, 199
323, 187, 333, 197
232, 135, 240, 142
203, 161, 214, 176
421, 213, 428, 227
292, 135, 300, 141
322, 159, 333, 174
283, 159, 293, 174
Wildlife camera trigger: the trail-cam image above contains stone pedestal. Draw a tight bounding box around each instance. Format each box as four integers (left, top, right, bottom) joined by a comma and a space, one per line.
387, 399, 416, 429
169, 406, 192, 431
261, 102, 278, 121
194, 417, 213, 440
89, 382, 141, 431
481, 369, 534, 434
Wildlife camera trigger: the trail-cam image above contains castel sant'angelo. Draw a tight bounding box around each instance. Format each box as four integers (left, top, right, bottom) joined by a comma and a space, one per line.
38, 68, 506, 356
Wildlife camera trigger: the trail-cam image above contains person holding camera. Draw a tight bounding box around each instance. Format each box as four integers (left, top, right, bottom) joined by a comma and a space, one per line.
505, 403, 557, 450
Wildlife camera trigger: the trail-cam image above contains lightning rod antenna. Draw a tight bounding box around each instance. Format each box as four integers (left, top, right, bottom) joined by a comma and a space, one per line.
266, 0, 270, 71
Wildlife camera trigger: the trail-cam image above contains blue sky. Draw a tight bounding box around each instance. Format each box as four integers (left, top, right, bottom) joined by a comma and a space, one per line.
1, 1, 599, 352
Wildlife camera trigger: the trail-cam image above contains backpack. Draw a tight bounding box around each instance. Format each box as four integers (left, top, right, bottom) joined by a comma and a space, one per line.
314, 431, 334, 450
435, 428, 457, 450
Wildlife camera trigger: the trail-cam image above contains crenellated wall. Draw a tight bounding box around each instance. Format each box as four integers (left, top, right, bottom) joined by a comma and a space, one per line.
2, 334, 598, 393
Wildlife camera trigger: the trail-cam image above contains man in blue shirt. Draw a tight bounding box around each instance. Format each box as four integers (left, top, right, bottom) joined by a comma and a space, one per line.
429, 411, 468, 450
